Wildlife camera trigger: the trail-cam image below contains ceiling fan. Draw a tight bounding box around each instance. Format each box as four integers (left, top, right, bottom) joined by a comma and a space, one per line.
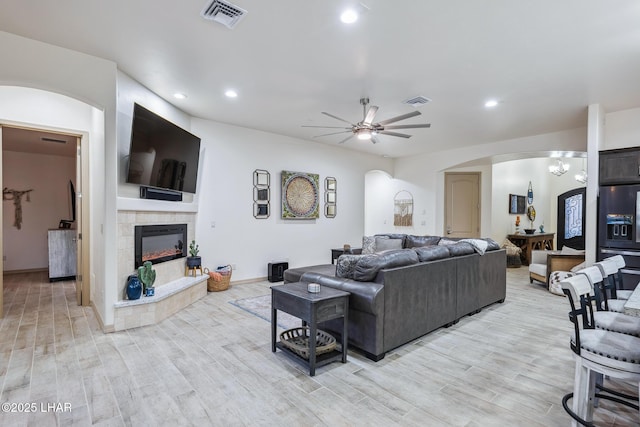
303, 97, 431, 144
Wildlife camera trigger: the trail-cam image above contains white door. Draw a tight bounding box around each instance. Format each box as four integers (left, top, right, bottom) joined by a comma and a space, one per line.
444, 172, 481, 238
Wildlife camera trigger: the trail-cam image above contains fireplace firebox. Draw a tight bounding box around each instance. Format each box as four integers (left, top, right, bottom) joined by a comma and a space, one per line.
134, 224, 187, 268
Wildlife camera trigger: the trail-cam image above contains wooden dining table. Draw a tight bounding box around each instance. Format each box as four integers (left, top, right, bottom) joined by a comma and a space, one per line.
623, 284, 640, 317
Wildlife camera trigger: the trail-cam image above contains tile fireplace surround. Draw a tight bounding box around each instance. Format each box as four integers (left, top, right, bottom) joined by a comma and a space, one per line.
114, 210, 206, 331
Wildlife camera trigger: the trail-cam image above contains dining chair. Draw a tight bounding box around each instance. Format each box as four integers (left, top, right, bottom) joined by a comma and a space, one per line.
577, 266, 640, 338
607, 255, 634, 300
594, 259, 627, 313
559, 274, 640, 426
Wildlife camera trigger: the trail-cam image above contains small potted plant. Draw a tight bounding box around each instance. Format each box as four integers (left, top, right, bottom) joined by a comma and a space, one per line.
187, 240, 201, 268
138, 260, 156, 297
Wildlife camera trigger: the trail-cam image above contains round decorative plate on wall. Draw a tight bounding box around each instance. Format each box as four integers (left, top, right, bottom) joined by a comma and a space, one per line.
281, 171, 319, 219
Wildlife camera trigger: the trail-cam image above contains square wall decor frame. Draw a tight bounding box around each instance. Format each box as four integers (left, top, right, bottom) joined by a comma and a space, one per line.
253, 169, 270, 219
324, 176, 336, 218
281, 170, 320, 219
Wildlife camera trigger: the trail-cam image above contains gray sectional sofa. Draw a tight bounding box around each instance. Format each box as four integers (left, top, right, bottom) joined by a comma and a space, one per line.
283, 234, 506, 361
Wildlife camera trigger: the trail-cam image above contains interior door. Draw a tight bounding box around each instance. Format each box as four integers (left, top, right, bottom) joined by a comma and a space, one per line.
444, 172, 481, 238
75, 137, 82, 305
0, 126, 3, 318
558, 187, 586, 250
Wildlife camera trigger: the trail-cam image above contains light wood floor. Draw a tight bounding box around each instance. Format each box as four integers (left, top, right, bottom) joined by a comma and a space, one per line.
0, 267, 638, 426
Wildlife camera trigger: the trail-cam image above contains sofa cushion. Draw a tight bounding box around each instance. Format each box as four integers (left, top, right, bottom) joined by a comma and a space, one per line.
405, 235, 441, 248
336, 254, 361, 279
413, 245, 451, 262
445, 242, 476, 257
354, 249, 419, 282
528, 262, 547, 278
362, 235, 376, 254
375, 236, 403, 252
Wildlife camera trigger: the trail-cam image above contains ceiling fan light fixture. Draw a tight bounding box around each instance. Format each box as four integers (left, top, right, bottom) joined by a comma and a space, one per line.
357, 129, 372, 140
340, 9, 358, 24
549, 159, 570, 176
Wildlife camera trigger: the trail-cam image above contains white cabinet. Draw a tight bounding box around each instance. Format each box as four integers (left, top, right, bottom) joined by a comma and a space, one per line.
48, 229, 76, 281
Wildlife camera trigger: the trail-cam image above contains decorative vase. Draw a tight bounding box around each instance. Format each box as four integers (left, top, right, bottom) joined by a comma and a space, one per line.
126, 274, 142, 300
186, 256, 201, 268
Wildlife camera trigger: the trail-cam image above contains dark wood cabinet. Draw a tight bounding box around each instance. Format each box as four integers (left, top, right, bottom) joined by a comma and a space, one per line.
599, 147, 640, 185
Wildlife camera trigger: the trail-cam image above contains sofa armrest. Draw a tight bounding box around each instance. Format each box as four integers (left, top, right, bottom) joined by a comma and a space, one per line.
547, 253, 585, 276
299, 272, 384, 315
530, 250, 549, 265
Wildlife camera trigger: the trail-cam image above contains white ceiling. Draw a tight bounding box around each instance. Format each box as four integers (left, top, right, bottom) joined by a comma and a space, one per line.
2, 126, 77, 158
1, 0, 639, 158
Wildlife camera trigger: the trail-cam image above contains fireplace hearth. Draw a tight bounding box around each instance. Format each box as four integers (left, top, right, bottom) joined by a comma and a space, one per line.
134, 224, 187, 268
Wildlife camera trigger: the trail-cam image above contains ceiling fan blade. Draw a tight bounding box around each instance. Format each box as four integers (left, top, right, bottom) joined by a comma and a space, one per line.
313, 130, 352, 137
302, 125, 352, 129
383, 123, 431, 130
378, 130, 412, 138
337, 134, 355, 144
376, 110, 421, 126
363, 105, 379, 125
322, 112, 356, 125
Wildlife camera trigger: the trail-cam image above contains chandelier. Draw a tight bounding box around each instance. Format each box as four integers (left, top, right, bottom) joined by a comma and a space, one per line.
574, 159, 587, 184
548, 159, 570, 176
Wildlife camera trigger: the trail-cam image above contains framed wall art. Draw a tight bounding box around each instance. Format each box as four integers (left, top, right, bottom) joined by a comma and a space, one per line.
509, 194, 526, 214
253, 169, 270, 219
324, 177, 336, 218
281, 170, 319, 219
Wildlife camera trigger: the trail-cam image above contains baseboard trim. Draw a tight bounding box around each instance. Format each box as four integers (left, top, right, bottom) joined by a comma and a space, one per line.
3, 268, 48, 275
230, 276, 268, 285
90, 301, 114, 333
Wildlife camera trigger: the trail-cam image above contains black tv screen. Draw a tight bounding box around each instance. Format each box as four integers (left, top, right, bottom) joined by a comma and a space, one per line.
126, 103, 201, 194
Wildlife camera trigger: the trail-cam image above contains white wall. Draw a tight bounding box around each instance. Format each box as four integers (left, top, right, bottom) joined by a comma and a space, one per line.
364, 128, 587, 240
2, 151, 75, 271
192, 119, 393, 280
604, 107, 640, 150
0, 31, 117, 327
491, 157, 586, 246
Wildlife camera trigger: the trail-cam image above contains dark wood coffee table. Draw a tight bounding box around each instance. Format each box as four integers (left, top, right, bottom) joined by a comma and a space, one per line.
271, 282, 349, 376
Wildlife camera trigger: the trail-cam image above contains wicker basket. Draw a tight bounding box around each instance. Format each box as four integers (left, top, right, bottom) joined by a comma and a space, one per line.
204, 266, 232, 292
279, 327, 336, 359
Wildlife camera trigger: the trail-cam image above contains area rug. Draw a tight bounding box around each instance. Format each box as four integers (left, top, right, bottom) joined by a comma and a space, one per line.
229, 295, 300, 330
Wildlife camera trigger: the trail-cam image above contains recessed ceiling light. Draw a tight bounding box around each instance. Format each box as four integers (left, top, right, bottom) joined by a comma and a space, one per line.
173, 93, 187, 99
484, 99, 499, 108
225, 89, 238, 98
340, 9, 358, 24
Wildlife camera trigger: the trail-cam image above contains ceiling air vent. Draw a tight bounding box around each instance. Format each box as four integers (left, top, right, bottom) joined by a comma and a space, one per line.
403, 96, 431, 108
201, 0, 247, 29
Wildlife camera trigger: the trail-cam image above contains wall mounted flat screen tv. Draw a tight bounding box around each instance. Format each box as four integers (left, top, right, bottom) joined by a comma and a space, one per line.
126, 103, 201, 194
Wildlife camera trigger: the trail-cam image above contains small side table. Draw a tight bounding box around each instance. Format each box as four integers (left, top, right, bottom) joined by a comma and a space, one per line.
271, 282, 349, 376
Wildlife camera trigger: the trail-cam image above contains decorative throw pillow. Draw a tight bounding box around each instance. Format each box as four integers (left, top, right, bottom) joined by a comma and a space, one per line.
336, 254, 361, 279
362, 235, 377, 254
549, 271, 573, 296
570, 262, 586, 273
561, 246, 585, 255
374, 236, 403, 252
